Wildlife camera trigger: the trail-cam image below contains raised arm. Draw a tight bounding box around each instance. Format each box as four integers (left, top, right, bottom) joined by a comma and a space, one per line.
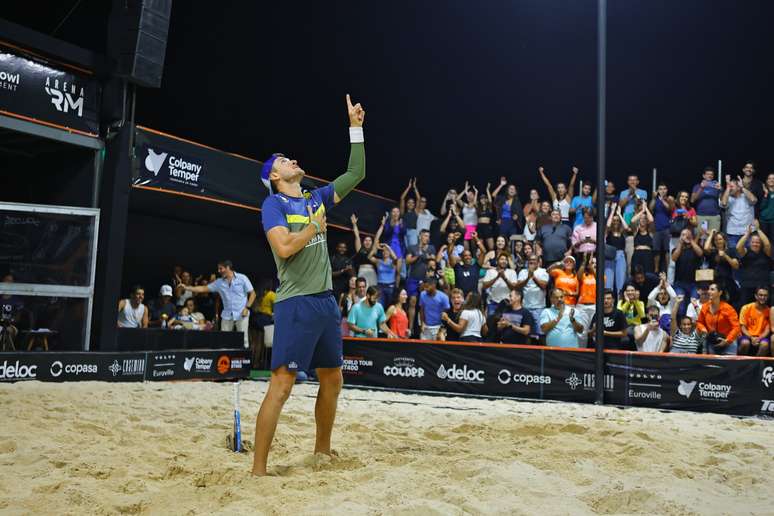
567, 166, 578, 200
604, 204, 617, 234
453, 206, 465, 227
670, 295, 683, 337
454, 182, 469, 208
617, 205, 630, 232
491, 176, 507, 199
332, 94, 366, 204
412, 179, 422, 215
351, 214, 362, 252
440, 190, 452, 216
642, 203, 654, 223
399, 178, 413, 214
440, 209, 452, 233
704, 229, 717, 253
719, 180, 731, 208
185, 284, 212, 295
371, 215, 387, 244
740, 176, 758, 204
366, 242, 380, 264
538, 166, 558, 202
735, 227, 751, 257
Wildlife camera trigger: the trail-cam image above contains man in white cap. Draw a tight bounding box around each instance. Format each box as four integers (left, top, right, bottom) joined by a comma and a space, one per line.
147, 284, 176, 328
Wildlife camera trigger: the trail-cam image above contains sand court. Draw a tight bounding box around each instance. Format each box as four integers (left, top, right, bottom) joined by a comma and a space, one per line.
1, 380, 773, 515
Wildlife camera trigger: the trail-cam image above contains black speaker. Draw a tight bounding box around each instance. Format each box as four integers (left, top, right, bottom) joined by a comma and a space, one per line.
108, 0, 172, 88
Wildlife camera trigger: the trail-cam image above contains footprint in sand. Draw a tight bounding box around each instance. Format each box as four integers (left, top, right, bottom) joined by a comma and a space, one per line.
559, 423, 588, 435
0, 440, 16, 454
73, 421, 113, 436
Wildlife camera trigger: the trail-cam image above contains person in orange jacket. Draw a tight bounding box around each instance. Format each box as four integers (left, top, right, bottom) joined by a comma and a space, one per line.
696, 282, 741, 355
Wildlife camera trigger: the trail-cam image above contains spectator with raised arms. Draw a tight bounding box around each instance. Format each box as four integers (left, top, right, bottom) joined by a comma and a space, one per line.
604, 204, 629, 296
759, 173, 774, 244
647, 272, 678, 330
494, 179, 524, 239
539, 165, 578, 227
477, 182, 497, 250
670, 295, 705, 353
629, 199, 655, 274
351, 214, 377, 287
570, 180, 594, 228
634, 305, 668, 352
399, 177, 420, 247
691, 166, 722, 233
720, 174, 757, 250
667, 191, 697, 283
703, 229, 740, 306
649, 182, 674, 273
547, 255, 579, 307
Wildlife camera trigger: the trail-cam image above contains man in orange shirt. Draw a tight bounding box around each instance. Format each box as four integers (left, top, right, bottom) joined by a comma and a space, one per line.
696, 282, 741, 355
738, 286, 771, 356
547, 255, 579, 306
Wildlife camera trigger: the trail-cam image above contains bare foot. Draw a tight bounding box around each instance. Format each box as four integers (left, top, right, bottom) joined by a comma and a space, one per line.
313, 449, 339, 458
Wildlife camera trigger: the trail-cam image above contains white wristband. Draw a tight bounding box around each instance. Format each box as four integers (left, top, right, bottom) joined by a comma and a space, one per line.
349, 126, 364, 143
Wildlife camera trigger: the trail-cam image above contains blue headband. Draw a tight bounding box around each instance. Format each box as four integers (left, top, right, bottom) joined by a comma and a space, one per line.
261, 154, 280, 193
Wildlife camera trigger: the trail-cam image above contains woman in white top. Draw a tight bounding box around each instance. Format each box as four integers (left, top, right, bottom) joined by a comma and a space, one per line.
117, 286, 148, 328
455, 181, 479, 251
539, 165, 578, 226
647, 272, 677, 330
458, 293, 487, 342
175, 271, 194, 307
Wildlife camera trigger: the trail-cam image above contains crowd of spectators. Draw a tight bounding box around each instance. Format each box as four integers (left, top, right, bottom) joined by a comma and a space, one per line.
333, 164, 774, 356
117, 260, 277, 361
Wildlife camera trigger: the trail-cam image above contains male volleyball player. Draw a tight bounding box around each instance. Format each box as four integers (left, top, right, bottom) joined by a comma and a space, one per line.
251, 94, 366, 476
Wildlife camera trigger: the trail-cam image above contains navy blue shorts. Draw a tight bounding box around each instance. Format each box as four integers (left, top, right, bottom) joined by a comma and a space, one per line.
271, 291, 343, 372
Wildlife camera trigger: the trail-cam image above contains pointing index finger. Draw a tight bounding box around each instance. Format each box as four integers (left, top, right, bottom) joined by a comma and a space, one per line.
346, 94, 354, 110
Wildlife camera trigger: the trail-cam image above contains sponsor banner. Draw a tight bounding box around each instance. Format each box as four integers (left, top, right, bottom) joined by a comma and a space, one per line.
0, 352, 146, 383
343, 338, 772, 416
0, 349, 249, 383
132, 127, 393, 234
0, 43, 100, 134
757, 363, 774, 417
606, 353, 761, 416
136, 143, 206, 192
146, 349, 251, 381
343, 339, 597, 402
